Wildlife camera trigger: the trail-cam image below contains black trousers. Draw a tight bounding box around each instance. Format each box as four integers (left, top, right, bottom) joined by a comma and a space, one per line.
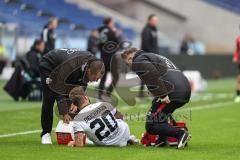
238, 64, 240, 74
139, 81, 145, 97
39, 68, 62, 137
0, 59, 6, 74
98, 55, 119, 96
145, 99, 186, 141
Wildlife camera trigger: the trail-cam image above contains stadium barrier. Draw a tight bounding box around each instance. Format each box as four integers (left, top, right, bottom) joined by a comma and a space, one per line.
117, 54, 237, 79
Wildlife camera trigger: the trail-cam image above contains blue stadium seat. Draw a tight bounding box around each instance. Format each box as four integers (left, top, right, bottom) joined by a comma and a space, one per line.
0, 0, 135, 39
204, 0, 240, 14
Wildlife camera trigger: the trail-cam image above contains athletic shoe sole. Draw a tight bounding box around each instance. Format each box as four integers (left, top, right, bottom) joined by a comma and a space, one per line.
177, 133, 191, 149
155, 141, 167, 147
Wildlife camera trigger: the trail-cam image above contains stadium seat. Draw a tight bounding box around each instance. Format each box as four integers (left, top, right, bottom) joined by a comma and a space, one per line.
204, 0, 240, 14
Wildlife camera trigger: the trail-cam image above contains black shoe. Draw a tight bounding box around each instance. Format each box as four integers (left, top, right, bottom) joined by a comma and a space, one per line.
177, 130, 191, 149
155, 138, 169, 147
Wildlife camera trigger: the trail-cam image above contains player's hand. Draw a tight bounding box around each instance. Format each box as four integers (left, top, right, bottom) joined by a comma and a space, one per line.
63, 114, 72, 124
69, 103, 78, 113
115, 110, 124, 120
162, 95, 171, 104
67, 141, 75, 147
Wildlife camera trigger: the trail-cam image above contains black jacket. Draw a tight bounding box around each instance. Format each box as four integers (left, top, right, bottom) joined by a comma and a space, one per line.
4, 64, 26, 101
4, 57, 35, 101
87, 35, 99, 55
39, 49, 100, 115
132, 51, 191, 102
141, 24, 159, 54
98, 26, 120, 58
26, 47, 41, 78
39, 49, 99, 95
41, 26, 56, 54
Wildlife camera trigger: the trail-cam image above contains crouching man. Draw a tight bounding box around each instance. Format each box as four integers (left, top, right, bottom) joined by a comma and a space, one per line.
121, 48, 191, 149
67, 87, 135, 147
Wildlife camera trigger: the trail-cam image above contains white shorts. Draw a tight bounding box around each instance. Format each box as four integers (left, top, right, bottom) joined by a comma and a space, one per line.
115, 119, 130, 147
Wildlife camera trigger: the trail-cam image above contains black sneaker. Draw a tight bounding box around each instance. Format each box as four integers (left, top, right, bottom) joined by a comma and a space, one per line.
177, 130, 191, 149
155, 141, 168, 147
155, 138, 169, 147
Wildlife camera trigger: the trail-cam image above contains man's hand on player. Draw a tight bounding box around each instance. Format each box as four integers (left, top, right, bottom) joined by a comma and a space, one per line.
63, 114, 72, 124
69, 103, 78, 113
74, 132, 85, 147
161, 95, 171, 104
115, 110, 124, 120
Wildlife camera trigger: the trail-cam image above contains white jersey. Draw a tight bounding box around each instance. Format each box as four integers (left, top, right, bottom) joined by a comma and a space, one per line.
73, 102, 130, 147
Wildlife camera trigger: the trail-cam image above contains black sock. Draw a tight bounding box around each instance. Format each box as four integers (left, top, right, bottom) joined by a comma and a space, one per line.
237, 90, 240, 96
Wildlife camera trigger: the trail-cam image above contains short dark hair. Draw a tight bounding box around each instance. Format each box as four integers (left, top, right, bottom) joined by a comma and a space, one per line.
69, 86, 85, 107
33, 39, 43, 47
148, 14, 156, 21
121, 48, 139, 59
103, 17, 112, 26
88, 60, 105, 75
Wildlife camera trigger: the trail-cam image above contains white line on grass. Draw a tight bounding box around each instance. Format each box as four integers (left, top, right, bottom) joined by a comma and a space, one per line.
0, 129, 41, 138
0, 101, 235, 139
0, 128, 56, 138
120, 93, 233, 111
179, 101, 235, 112
124, 101, 236, 120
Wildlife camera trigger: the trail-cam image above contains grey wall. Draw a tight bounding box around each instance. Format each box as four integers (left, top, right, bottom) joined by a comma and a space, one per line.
166, 55, 237, 79
118, 54, 238, 79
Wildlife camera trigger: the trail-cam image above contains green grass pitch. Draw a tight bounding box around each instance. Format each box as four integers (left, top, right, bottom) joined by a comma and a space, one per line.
0, 79, 240, 160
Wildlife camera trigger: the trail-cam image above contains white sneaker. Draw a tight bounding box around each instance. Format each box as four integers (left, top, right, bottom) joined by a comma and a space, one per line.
41, 133, 52, 144
234, 96, 240, 103
128, 135, 140, 145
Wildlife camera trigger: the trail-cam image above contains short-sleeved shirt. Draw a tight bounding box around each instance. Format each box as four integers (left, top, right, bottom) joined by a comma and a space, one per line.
73, 102, 130, 146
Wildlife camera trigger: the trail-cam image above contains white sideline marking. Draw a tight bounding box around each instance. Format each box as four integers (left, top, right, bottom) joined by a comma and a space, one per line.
190, 93, 233, 102
127, 101, 235, 120
0, 130, 41, 138
0, 101, 235, 139
180, 101, 235, 112
120, 93, 233, 111
0, 128, 56, 138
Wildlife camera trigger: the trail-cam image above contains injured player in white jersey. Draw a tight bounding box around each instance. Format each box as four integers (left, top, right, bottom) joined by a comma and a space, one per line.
64, 87, 138, 148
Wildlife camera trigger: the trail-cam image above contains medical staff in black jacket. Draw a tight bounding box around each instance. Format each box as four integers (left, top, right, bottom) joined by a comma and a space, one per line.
141, 14, 159, 54
26, 39, 45, 78
121, 48, 191, 149
41, 18, 58, 54
139, 14, 159, 97
39, 49, 105, 144
4, 40, 44, 101
97, 17, 120, 99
